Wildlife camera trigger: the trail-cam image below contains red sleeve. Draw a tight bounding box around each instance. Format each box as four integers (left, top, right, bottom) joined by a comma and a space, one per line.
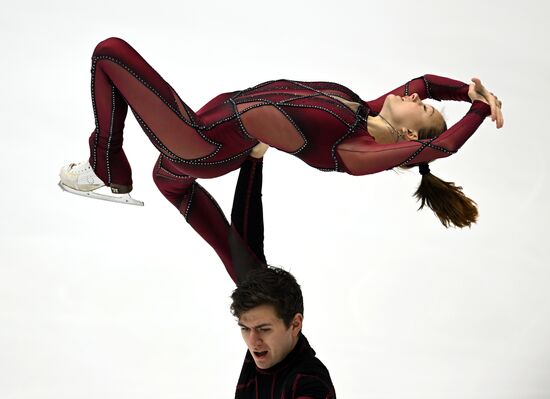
337, 100, 491, 175
366, 74, 471, 113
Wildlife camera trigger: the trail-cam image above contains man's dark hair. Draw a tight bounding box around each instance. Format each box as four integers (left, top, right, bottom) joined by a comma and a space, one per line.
230, 266, 304, 327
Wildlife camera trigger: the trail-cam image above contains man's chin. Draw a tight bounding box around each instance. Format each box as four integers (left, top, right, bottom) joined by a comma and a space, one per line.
252, 352, 273, 369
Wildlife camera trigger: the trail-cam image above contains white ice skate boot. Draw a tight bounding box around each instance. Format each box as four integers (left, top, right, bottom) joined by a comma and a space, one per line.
58, 161, 144, 206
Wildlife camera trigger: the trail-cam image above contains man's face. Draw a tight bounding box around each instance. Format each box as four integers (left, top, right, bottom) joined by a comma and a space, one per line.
238, 304, 302, 369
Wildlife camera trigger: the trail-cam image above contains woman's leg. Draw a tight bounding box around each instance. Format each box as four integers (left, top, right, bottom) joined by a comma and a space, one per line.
153, 155, 264, 282
88, 37, 218, 192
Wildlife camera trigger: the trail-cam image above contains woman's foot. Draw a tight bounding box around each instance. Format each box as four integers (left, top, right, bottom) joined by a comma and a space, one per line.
58, 161, 143, 206
59, 161, 105, 191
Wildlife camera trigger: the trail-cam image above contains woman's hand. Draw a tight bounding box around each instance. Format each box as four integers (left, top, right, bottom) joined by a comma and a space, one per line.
468, 78, 504, 128
250, 142, 269, 158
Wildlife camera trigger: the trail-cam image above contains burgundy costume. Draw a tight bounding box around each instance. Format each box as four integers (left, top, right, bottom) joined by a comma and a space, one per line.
88, 37, 491, 282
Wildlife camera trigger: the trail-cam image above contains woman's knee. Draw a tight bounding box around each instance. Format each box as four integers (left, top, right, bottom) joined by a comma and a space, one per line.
152, 157, 195, 208
93, 37, 131, 58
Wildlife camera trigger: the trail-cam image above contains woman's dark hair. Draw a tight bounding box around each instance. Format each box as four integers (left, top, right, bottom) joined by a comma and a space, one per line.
412, 116, 478, 228
230, 266, 304, 328
414, 168, 478, 228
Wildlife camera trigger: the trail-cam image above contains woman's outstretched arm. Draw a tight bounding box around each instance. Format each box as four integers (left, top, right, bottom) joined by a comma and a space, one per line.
337, 99, 490, 175
339, 77, 503, 175
366, 74, 472, 113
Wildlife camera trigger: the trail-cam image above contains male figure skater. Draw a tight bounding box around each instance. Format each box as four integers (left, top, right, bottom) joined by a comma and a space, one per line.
229, 148, 336, 398
231, 266, 335, 399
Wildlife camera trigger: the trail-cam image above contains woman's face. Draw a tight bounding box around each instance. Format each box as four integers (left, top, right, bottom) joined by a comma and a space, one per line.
383, 93, 442, 133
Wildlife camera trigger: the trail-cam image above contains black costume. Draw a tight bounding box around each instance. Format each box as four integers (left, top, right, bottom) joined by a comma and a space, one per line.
235, 333, 335, 399
231, 158, 336, 399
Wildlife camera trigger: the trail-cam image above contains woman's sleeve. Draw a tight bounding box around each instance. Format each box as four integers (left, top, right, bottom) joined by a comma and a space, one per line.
337, 100, 491, 175
366, 74, 472, 113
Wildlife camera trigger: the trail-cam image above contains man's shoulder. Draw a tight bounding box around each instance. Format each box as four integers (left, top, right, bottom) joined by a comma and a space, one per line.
293, 349, 331, 374
284, 352, 335, 398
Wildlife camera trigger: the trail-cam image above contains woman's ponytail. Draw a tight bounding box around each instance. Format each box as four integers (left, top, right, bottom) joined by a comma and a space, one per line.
414, 163, 478, 228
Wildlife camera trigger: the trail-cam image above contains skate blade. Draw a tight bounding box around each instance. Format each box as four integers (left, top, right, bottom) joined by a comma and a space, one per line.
58, 182, 144, 206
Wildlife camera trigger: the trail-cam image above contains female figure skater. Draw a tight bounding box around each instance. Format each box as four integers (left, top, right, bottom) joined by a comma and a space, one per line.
59, 37, 503, 282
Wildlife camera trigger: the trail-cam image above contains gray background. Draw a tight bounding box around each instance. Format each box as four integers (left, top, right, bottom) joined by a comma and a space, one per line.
1, 0, 549, 398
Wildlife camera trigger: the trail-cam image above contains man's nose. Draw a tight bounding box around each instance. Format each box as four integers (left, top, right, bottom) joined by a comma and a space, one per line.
249, 330, 262, 345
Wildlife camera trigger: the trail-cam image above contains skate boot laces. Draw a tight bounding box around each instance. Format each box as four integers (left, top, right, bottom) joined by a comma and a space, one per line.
59, 161, 105, 191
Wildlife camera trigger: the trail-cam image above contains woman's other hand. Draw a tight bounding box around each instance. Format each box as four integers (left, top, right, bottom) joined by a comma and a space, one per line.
469, 78, 504, 128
